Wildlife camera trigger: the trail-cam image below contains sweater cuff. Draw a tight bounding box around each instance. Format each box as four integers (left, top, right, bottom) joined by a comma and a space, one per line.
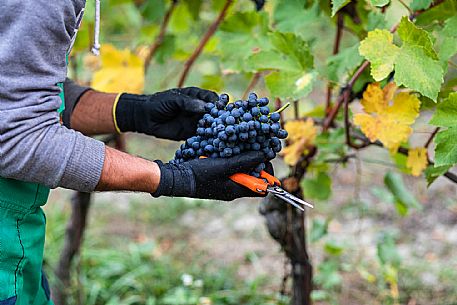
59, 135, 105, 192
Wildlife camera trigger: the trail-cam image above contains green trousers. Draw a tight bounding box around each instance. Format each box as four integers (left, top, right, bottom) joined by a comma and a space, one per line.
0, 177, 53, 305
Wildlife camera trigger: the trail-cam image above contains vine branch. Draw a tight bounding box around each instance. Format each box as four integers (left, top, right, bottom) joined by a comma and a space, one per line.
242, 72, 263, 99
144, 0, 178, 73
326, 12, 344, 115
424, 127, 440, 149
177, 0, 233, 87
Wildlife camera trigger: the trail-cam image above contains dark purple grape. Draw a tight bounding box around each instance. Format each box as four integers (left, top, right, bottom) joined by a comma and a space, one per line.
223, 147, 233, 157
260, 106, 270, 115
210, 107, 219, 117
270, 112, 280, 122
192, 142, 200, 150
231, 108, 241, 118
258, 97, 269, 106
259, 115, 268, 123
205, 103, 215, 111
261, 123, 270, 134
251, 107, 260, 116
251, 143, 261, 151
277, 129, 288, 139
242, 113, 253, 122
225, 125, 235, 135
239, 132, 249, 141
225, 116, 236, 125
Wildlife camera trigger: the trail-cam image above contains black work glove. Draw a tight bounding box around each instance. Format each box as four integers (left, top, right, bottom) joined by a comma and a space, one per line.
115, 87, 218, 141
153, 152, 273, 201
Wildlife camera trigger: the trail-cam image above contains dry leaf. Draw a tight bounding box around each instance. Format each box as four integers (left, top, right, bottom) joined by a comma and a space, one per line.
354, 83, 420, 152
91, 44, 144, 94
407, 147, 428, 176
281, 118, 317, 166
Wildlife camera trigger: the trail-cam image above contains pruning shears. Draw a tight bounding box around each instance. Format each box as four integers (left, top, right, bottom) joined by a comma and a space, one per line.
230, 171, 314, 211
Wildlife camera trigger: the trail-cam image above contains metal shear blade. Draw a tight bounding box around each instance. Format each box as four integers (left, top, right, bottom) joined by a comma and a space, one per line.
267, 186, 314, 210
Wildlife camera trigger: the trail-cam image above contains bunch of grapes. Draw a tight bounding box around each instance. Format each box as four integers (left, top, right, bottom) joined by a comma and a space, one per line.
171, 92, 288, 177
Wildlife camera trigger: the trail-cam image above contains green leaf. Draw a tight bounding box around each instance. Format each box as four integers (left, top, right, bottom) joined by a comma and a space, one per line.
154, 34, 176, 64
302, 171, 332, 201
429, 92, 457, 127
377, 232, 401, 267
434, 128, 457, 166
324, 240, 344, 256
269, 32, 314, 71
315, 260, 342, 289
384, 172, 421, 216
274, 0, 321, 34
370, 0, 390, 7
415, 0, 457, 26
394, 45, 444, 101
326, 44, 363, 83
182, 0, 202, 20
310, 218, 329, 243
398, 17, 438, 60
139, 0, 166, 23
437, 15, 457, 62
410, 0, 432, 10
424, 164, 451, 186
265, 71, 316, 99
367, 11, 388, 31
359, 29, 400, 81
331, 0, 351, 17
217, 11, 271, 71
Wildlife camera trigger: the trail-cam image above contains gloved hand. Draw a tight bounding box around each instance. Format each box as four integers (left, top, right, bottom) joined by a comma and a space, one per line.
115, 87, 218, 140
153, 152, 273, 201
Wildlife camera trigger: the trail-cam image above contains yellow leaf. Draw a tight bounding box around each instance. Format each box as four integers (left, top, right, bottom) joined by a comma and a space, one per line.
281, 118, 317, 166
353, 83, 420, 152
91, 44, 145, 94
406, 147, 428, 176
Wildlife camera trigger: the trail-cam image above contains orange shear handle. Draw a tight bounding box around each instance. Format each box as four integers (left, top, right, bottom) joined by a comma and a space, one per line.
260, 170, 281, 186
230, 173, 268, 194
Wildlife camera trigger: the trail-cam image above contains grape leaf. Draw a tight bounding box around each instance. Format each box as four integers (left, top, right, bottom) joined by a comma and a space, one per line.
281, 119, 317, 165
248, 32, 315, 99
437, 15, 457, 62
425, 164, 451, 185
384, 172, 421, 216
406, 148, 428, 177
274, 0, 320, 34
354, 83, 420, 151
429, 92, 457, 127
265, 71, 316, 100
434, 128, 457, 166
303, 171, 332, 201
410, 0, 432, 11
91, 44, 144, 94
217, 11, 271, 71
326, 44, 363, 83
310, 218, 329, 243
359, 30, 399, 81
370, 0, 390, 7
331, 0, 351, 17
394, 45, 443, 101
397, 17, 438, 60
415, 0, 457, 26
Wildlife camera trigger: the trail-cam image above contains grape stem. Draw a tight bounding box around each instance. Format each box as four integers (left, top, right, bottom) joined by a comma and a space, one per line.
275, 102, 290, 114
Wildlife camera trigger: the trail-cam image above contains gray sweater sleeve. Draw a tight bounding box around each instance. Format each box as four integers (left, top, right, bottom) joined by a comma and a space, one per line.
0, 0, 105, 192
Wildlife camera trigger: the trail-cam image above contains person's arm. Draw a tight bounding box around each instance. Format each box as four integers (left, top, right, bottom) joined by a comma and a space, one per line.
96, 146, 160, 193
70, 89, 118, 135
